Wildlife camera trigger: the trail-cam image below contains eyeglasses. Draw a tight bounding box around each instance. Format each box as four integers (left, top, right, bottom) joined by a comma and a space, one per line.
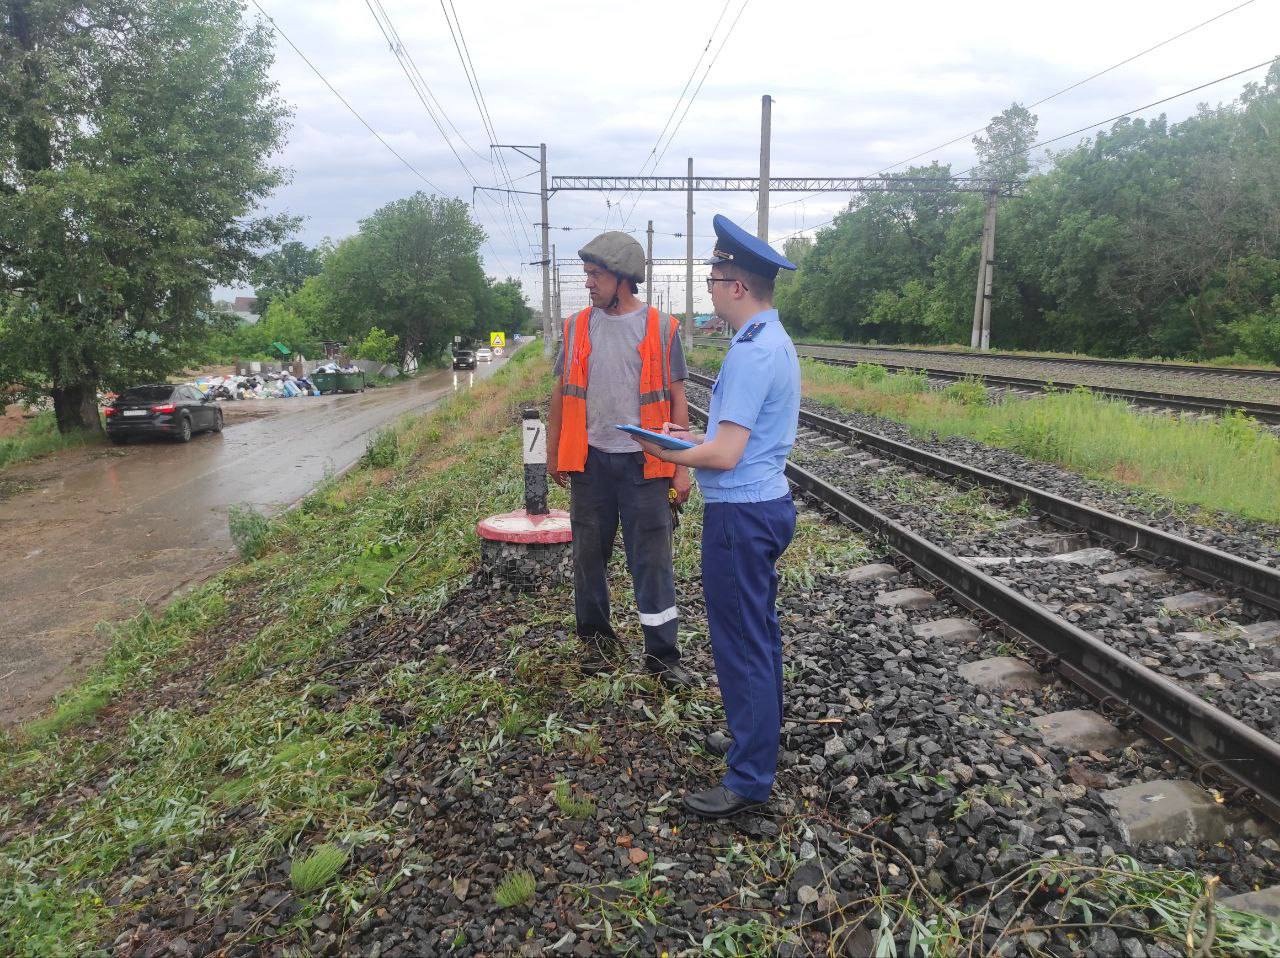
705, 277, 749, 293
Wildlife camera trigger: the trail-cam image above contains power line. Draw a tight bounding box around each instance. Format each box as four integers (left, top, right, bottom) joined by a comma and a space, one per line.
362, 0, 526, 267
436, 0, 536, 257
248, 0, 446, 195
620, 0, 752, 229
774, 54, 1280, 244
953, 53, 1278, 176
260, 0, 516, 276
880, 0, 1258, 177
767, 0, 1260, 220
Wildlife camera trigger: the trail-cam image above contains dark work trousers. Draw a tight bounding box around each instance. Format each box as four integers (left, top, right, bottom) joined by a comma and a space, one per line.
702, 495, 797, 801
569, 446, 681, 669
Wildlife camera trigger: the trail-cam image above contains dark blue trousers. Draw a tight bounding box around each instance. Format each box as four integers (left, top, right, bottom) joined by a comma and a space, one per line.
570, 447, 680, 668
702, 495, 796, 801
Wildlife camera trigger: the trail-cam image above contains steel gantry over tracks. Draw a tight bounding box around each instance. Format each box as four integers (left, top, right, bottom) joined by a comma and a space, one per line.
550, 170, 1021, 352
549, 175, 1018, 196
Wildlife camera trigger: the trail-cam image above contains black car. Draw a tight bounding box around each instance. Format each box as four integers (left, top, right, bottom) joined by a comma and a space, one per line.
104, 384, 224, 444
452, 349, 477, 370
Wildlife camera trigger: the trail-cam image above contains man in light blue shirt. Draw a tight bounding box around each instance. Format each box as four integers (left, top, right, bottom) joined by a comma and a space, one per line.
636, 214, 800, 819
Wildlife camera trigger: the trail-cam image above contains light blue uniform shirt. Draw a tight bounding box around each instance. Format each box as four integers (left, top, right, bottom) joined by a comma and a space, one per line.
697, 309, 800, 503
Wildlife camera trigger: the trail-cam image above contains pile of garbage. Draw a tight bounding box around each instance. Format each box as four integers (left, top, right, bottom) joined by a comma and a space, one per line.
194, 372, 319, 400
313, 361, 362, 374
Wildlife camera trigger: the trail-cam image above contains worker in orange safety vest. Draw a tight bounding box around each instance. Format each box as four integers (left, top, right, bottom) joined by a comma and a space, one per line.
546, 230, 698, 690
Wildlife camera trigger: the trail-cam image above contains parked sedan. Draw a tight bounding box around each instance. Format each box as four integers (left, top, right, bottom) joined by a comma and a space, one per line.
104, 384, 224, 444
452, 349, 477, 370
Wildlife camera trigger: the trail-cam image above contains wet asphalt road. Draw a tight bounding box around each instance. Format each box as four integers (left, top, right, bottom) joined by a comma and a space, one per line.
0, 358, 510, 725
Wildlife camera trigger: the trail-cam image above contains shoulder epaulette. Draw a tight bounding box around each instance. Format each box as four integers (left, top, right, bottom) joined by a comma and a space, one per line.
737, 322, 767, 343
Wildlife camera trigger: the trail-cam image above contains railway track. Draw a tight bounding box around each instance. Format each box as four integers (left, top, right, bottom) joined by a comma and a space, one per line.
693, 338, 1280, 423
686, 373, 1280, 825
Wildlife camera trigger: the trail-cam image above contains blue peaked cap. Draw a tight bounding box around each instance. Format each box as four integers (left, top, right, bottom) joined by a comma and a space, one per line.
705, 213, 797, 279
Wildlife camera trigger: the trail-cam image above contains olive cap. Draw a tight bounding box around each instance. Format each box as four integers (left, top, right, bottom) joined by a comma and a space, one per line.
579, 231, 646, 284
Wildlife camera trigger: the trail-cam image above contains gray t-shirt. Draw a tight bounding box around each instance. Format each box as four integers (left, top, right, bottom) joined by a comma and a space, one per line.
553, 306, 688, 453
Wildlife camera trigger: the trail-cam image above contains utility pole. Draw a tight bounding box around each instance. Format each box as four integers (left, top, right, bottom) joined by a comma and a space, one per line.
540, 143, 551, 355
489, 142, 554, 353
645, 220, 654, 307
551, 243, 562, 327
685, 156, 694, 351
970, 190, 997, 350
758, 94, 772, 241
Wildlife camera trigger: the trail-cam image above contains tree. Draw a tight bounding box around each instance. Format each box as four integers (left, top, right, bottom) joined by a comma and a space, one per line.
486, 278, 535, 335
251, 241, 324, 314
321, 193, 488, 364
0, 0, 293, 433
972, 103, 1039, 182
354, 327, 399, 365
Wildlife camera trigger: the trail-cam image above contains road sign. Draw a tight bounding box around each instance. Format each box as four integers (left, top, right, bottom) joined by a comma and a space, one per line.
490, 332, 506, 348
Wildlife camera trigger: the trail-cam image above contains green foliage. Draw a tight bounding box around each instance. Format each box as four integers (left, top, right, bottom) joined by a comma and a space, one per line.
0, 411, 100, 470
0, 0, 294, 431
0, 354, 552, 951
778, 65, 1280, 363
228, 504, 271, 560
553, 779, 596, 820
941, 375, 988, 405
363, 428, 400, 469
494, 869, 536, 908
251, 241, 324, 315
354, 326, 400, 365
802, 363, 1280, 522
290, 843, 348, 894
322, 193, 490, 362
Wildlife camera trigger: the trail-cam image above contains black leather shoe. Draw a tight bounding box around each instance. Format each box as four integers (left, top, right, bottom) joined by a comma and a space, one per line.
648, 661, 699, 690
683, 785, 766, 819
704, 730, 733, 758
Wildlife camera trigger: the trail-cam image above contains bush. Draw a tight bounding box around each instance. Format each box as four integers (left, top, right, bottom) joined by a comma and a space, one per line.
355, 326, 400, 365
227, 504, 270, 560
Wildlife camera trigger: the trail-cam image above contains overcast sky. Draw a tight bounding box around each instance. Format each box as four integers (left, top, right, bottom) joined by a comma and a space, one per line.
230, 0, 1280, 313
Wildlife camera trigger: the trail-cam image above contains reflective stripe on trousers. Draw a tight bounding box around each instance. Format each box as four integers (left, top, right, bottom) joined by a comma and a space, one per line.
569, 447, 680, 667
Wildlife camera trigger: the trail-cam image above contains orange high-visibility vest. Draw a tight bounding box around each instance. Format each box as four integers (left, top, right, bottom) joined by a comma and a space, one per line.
558, 306, 679, 479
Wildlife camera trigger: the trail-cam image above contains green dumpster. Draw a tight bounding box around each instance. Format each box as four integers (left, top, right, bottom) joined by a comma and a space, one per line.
336, 371, 365, 393
311, 371, 338, 394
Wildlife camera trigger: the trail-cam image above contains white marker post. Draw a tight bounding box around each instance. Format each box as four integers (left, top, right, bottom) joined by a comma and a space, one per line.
522, 408, 548, 516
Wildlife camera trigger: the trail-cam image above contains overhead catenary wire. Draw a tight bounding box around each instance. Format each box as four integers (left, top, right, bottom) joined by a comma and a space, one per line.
362, 0, 528, 270
772, 53, 1280, 245
437, 0, 537, 262
247, 0, 446, 196
767, 0, 1261, 228
619, 0, 752, 229
255, 0, 517, 276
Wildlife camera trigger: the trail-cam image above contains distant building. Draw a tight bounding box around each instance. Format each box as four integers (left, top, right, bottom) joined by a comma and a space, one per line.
229, 295, 260, 325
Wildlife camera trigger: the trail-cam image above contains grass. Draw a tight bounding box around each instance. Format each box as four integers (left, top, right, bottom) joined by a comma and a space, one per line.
0, 410, 103, 471
752, 335, 1280, 372
290, 843, 348, 894
0, 345, 556, 953
227, 504, 271, 560
553, 778, 596, 820
494, 869, 536, 908
692, 347, 1280, 523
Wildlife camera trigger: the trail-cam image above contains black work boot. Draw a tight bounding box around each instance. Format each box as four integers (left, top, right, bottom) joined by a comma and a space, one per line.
579, 632, 621, 676
645, 657, 700, 691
